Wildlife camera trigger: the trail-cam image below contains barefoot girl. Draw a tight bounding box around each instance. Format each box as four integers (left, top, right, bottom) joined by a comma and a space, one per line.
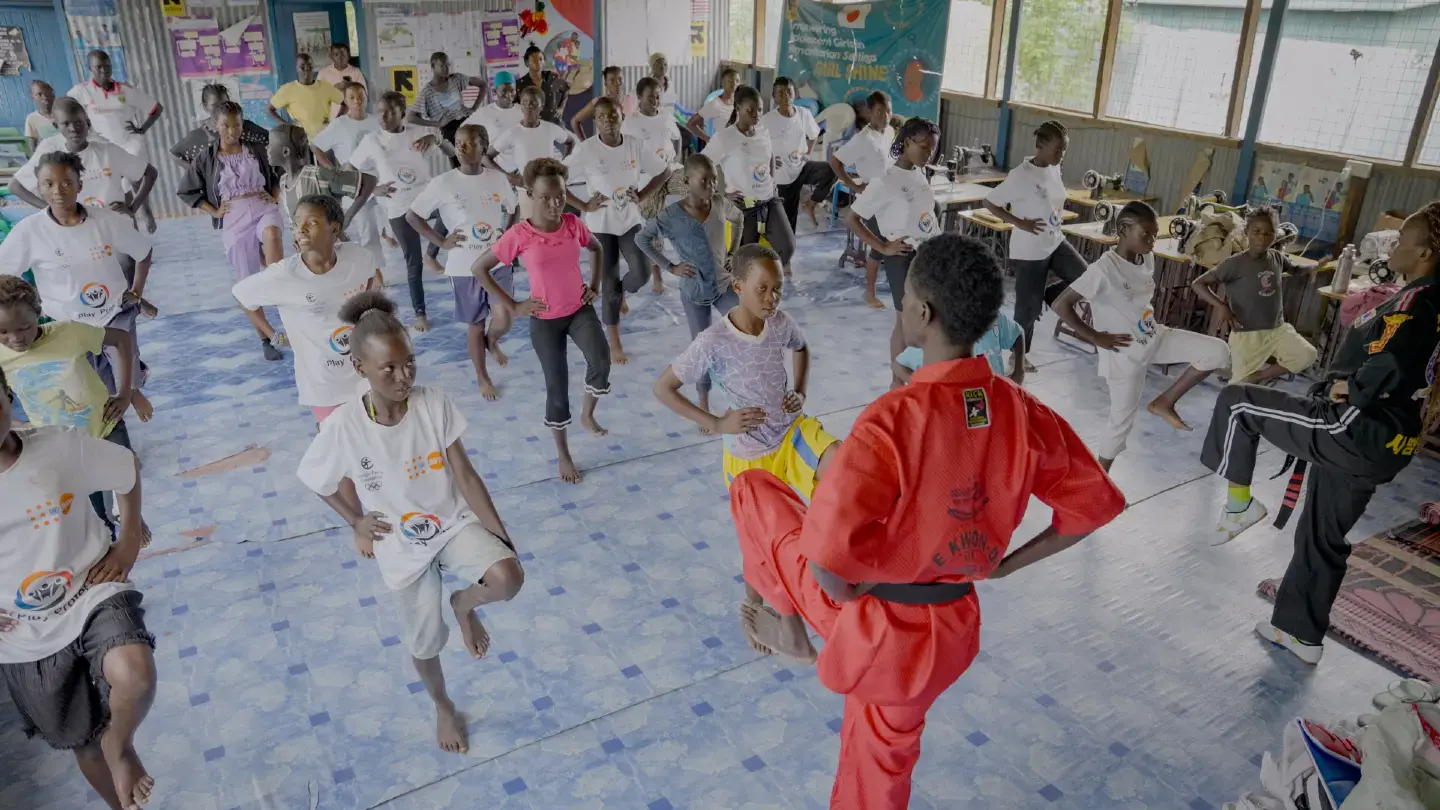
312, 81, 390, 270
0, 151, 154, 425
350, 91, 451, 332
685, 67, 738, 144
471, 158, 609, 484
298, 291, 523, 753
830, 91, 893, 308
178, 101, 287, 361
844, 116, 942, 386
0, 365, 160, 810
702, 86, 796, 275
406, 124, 520, 400
637, 154, 735, 422
565, 96, 670, 363
626, 76, 684, 294
1053, 202, 1229, 472
763, 76, 834, 231
231, 194, 381, 423
654, 244, 836, 498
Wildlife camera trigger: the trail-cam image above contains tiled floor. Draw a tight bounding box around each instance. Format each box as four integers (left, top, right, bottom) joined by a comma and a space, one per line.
3, 215, 1434, 810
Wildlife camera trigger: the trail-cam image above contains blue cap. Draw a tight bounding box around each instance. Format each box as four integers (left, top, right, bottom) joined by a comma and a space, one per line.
494, 71, 515, 85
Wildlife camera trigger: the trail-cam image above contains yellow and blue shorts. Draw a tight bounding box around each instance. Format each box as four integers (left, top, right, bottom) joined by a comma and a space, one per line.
722, 416, 838, 500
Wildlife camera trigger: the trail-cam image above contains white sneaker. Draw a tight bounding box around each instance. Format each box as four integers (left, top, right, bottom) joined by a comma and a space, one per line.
1372, 678, 1440, 711
1254, 621, 1323, 665
1213, 498, 1268, 545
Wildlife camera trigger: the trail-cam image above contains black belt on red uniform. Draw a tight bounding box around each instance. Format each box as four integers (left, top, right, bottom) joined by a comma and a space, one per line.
867, 582, 974, 605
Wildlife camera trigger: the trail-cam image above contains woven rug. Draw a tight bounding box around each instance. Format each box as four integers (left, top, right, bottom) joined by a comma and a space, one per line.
1258, 520, 1440, 683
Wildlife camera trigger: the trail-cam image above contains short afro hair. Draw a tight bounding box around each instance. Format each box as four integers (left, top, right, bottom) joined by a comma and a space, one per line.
522, 157, 568, 189
0, 275, 42, 317
907, 234, 1004, 348
36, 150, 84, 181
295, 193, 344, 225
732, 243, 782, 280
338, 290, 407, 355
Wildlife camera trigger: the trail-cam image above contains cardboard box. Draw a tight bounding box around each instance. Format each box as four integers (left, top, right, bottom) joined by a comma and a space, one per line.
1373, 209, 1407, 233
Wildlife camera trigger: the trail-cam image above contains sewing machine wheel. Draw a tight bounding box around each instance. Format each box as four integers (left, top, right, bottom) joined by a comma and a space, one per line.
1210, 189, 1227, 205
1169, 217, 1194, 240
1082, 169, 1102, 190
1369, 259, 1395, 285
1273, 222, 1299, 250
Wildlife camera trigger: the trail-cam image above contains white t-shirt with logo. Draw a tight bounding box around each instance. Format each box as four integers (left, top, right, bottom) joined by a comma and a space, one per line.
834, 124, 895, 185
408, 168, 518, 276
491, 121, 575, 176
0, 206, 151, 327
702, 125, 776, 200
313, 115, 381, 166
760, 108, 820, 186
621, 110, 680, 172
66, 81, 156, 157
1068, 249, 1161, 377
462, 104, 523, 145
564, 135, 667, 235
16, 135, 150, 209
849, 164, 940, 246
349, 126, 440, 218
297, 385, 478, 590
698, 96, 733, 126
231, 243, 378, 407
659, 89, 679, 124
984, 157, 1067, 261
0, 426, 137, 664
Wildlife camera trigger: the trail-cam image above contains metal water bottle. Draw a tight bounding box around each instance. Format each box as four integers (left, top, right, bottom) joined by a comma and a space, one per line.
1333, 245, 1356, 294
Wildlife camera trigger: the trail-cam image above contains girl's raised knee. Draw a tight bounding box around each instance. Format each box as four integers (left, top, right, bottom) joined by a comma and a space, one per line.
103, 643, 157, 691
486, 558, 525, 601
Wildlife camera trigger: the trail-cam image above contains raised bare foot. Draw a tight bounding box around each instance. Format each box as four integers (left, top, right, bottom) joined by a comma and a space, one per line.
864, 294, 885, 310
740, 602, 816, 662
424, 256, 445, 275
609, 344, 629, 365
450, 591, 491, 658
801, 199, 819, 228
487, 338, 509, 367
131, 392, 153, 423
102, 734, 153, 809
558, 455, 582, 484
435, 702, 469, 754
620, 298, 630, 316
581, 414, 608, 437
1146, 399, 1192, 432
140, 521, 153, 549
1024, 360, 1038, 374
414, 315, 429, 334
477, 379, 500, 401
651, 276, 665, 295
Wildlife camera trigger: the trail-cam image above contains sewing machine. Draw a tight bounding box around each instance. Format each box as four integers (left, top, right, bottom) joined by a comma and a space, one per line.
1177, 191, 1228, 216
1368, 257, 1397, 285
1081, 169, 1124, 200
1093, 200, 1121, 237
1168, 214, 1299, 256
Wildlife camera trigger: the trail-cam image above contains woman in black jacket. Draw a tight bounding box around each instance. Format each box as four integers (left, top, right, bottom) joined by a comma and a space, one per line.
177, 101, 288, 360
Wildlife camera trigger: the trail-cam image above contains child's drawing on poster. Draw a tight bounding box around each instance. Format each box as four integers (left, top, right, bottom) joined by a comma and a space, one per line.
1252, 159, 1346, 243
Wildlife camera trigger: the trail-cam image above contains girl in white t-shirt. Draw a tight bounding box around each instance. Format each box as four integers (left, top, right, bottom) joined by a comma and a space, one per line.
566, 96, 671, 363
312, 81, 391, 269
830, 91, 895, 309
1052, 202, 1229, 472
569, 65, 637, 139
983, 120, 1088, 355
762, 76, 835, 232
297, 291, 523, 756
350, 91, 451, 332
629, 76, 685, 296
702, 85, 796, 274
232, 194, 382, 423
686, 67, 739, 144
843, 117, 942, 387
405, 124, 520, 401
489, 85, 577, 220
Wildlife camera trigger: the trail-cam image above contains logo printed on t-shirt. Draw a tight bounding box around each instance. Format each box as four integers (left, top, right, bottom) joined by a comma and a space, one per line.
79, 283, 110, 310
25, 493, 75, 529
397, 168, 418, 185
329, 325, 353, 355
404, 451, 444, 479
14, 569, 73, 610
751, 163, 770, 184
1137, 307, 1157, 339
471, 221, 498, 245
88, 244, 114, 261
400, 512, 442, 543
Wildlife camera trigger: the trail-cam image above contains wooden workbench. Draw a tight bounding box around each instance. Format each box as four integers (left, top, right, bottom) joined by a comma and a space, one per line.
1063, 188, 1159, 223
956, 208, 1080, 259
933, 182, 998, 231
1062, 216, 1178, 262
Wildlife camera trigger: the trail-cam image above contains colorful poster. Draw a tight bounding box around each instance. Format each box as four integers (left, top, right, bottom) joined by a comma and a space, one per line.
777, 0, 949, 120
1251, 159, 1347, 243
517, 0, 595, 106
170, 17, 222, 79
160, 0, 186, 18
0, 26, 31, 76
388, 64, 418, 108
67, 12, 127, 83
219, 15, 268, 75
690, 21, 706, 59
481, 13, 521, 71
292, 11, 331, 62
375, 6, 416, 67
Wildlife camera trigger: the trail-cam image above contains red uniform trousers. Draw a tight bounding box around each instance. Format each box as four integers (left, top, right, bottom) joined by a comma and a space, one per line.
731, 470, 981, 810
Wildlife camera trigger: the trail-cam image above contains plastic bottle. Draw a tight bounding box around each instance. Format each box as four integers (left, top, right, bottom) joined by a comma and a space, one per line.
1333, 245, 1356, 294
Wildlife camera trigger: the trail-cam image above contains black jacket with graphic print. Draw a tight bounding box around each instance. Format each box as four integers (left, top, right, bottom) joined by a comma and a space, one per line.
1330, 275, 1439, 429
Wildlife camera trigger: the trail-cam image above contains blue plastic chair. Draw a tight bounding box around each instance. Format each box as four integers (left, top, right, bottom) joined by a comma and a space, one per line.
701, 88, 724, 138
795, 98, 820, 117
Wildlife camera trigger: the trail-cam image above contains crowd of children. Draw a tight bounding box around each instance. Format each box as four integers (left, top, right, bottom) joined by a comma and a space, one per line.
4, 52, 1440, 810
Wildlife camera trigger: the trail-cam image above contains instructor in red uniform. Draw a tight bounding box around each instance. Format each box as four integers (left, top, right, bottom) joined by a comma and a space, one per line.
732, 233, 1126, 810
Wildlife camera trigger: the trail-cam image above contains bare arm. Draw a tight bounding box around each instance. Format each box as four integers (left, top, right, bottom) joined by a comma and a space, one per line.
341, 171, 377, 231
585, 235, 603, 293
654, 366, 719, 431
637, 167, 673, 201
988, 525, 1090, 580
7, 177, 45, 208
318, 485, 365, 528
128, 250, 153, 299
240, 305, 280, 341
128, 103, 163, 136
791, 344, 810, 399
685, 113, 709, 142
1009, 338, 1026, 386
406, 109, 448, 129
446, 440, 513, 546
570, 98, 596, 139
26, 135, 37, 152
101, 327, 135, 424
890, 359, 913, 385
311, 145, 337, 169
87, 452, 145, 584
405, 209, 455, 248
1053, 287, 1131, 351
981, 199, 1041, 233
126, 164, 159, 211
828, 153, 863, 192
267, 103, 287, 126
472, 249, 525, 316
843, 209, 910, 257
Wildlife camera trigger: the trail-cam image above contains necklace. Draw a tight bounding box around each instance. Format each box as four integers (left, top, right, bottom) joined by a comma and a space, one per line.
364, 392, 408, 424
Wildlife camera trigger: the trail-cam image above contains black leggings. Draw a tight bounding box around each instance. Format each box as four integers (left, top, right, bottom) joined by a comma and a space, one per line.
389, 214, 445, 317
776, 161, 836, 231
89, 420, 132, 540
596, 227, 650, 325
739, 197, 796, 267
1010, 240, 1087, 350
530, 305, 611, 429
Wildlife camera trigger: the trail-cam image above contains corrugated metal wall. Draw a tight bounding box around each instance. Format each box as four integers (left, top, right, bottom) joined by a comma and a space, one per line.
616, 0, 730, 113
111, 0, 277, 219
939, 94, 1000, 158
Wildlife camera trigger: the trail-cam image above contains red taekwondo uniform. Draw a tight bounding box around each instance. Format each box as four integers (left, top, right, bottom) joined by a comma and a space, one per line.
730, 356, 1126, 810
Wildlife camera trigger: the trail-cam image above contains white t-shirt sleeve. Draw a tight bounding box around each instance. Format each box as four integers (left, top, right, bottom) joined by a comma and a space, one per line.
1068, 263, 1106, 303
312, 122, 341, 153
13, 148, 41, 190
0, 220, 30, 275
232, 265, 279, 311
638, 141, 668, 178
779, 311, 807, 351
801, 110, 820, 141
73, 430, 138, 495
407, 176, 442, 218
436, 389, 468, 449
552, 122, 577, 147
833, 134, 864, 167
297, 424, 348, 497
491, 128, 515, 154
698, 99, 726, 120
985, 173, 1020, 208
104, 211, 153, 260
110, 143, 150, 185
700, 128, 731, 161
349, 137, 378, 172
127, 84, 158, 117
562, 140, 591, 173
848, 180, 883, 220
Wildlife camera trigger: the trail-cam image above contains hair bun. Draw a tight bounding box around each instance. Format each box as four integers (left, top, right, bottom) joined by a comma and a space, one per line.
338, 290, 397, 325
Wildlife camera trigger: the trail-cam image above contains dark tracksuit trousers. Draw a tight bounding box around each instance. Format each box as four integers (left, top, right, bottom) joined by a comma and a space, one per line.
1011, 240, 1088, 351
1200, 383, 1412, 645
776, 161, 836, 232
530, 305, 611, 429
739, 198, 796, 267
596, 227, 650, 326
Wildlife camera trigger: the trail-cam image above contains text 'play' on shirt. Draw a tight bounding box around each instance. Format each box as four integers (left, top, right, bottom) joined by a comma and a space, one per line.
0, 206, 152, 327
408, 168, 519, 276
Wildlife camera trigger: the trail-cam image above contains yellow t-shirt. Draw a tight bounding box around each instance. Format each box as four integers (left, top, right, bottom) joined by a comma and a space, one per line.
0, 321, 114, 438
272, 80, 344, 137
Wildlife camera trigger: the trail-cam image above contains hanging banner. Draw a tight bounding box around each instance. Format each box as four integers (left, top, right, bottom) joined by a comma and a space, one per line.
481, 12, 521, 72
218, 14, 268, 75
777, 0, 948, 120
375, 6, 416, 67
169, 17, 222, 79
1252, 159, 1347, 243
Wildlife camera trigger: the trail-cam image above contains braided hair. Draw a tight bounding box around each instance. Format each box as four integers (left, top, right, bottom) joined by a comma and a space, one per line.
1116, 200, 1158, 233
1244, 204, 1279, 230
1035, 119, 1067, 146
890, 116, 941, 160
726, 85, 761, 128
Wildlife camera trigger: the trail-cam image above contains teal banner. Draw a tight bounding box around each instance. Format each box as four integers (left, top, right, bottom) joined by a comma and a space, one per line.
777, 0, 949, 121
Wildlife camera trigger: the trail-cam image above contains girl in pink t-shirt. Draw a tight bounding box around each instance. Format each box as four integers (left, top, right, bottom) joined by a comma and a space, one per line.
473, 157, 609, 484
